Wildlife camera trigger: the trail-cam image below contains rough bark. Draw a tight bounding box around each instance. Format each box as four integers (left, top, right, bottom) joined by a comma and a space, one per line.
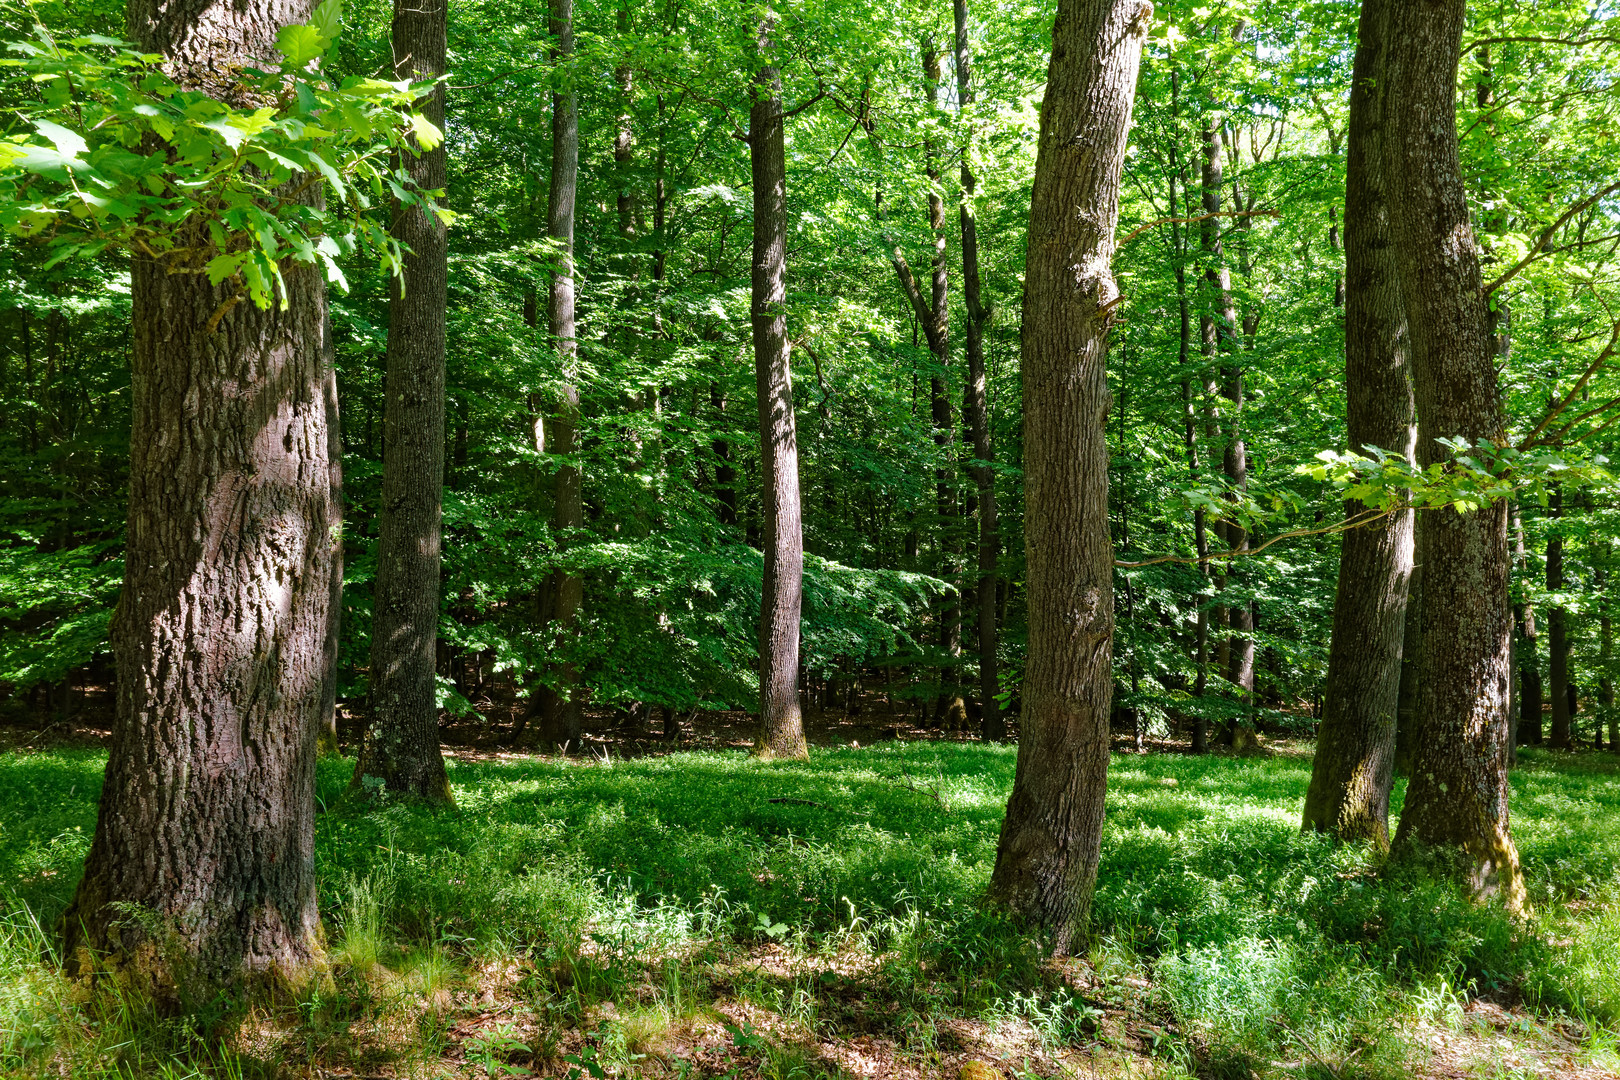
749, 19, 807, 760
541, 0, 584, 748
63, 0, 329, 995
987, 0, 1149, 950
1547, 486, 1572, 749
353, 0, 452, 801
1384, 0, 1524, 911
1303, 0, 1414, 846
954, 0, 1001, 742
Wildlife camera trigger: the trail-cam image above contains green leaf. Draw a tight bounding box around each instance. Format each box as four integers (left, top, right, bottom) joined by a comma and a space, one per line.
409, 112, 443, 151
275, 23, 326, 69
200, 116, 246, 150
205, 252, 245, 285
311, 0, 342, 44
32, 117, 87, 156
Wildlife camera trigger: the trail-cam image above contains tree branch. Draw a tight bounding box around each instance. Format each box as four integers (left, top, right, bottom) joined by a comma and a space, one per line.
1484, 180, 1620, 296
1118, 208, 1279, 247
889, 247, 940, 349
1462, 34, 1620, 52
1115, 508, 1391, 569
1517, 319, 1620, 449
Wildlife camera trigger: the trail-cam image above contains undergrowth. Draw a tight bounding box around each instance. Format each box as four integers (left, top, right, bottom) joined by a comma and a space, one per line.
1, 742, 1617, 1078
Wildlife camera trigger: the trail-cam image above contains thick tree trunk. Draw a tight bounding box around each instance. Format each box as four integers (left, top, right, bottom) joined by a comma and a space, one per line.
987, 0, 1149, 950
63, 0, 329, 994
1384, 0, 1524, 911
954, 0, 1001, 742
353, 0, 452, 801
1547, 486, 1572, 749
750, 21, 807, 760
542, 0, 584, 748
1303, 0, 1414, 846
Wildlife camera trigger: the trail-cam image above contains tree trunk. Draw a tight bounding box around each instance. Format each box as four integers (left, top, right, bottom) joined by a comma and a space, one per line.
1200, 119, 1255, 735
1384, 0, 1524, 911
712, 384, 739, 526
1171, 66, 1210, 755
1547, 485, 1572, 749
353, 0, 452, 801
954, 0, 1001, 742
317, 313, 344, 756
1513, 510, 1543, 744
542, 0, 584, 749
1302, 0, 1414, 846
750, 19, 807, 760
1601, 566, 1616, 751
1198, 119, 1236, 705
987, 0, 1149, 951
889, 37, 966, 731
63, 0, 330, 995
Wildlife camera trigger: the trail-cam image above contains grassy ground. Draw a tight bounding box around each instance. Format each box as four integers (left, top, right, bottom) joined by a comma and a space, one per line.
2, 739, 1618, 1079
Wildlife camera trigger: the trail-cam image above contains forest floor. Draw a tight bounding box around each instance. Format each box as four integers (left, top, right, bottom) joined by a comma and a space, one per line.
2, 707, 1619, 1080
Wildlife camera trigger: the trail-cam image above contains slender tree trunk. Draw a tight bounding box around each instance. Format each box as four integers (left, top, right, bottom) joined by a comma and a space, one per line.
353, 0, 452, 801
1200, 119, 1254, 733
750, 19, 807, 760
1171, 67, 1210, 754
1385, 0, 1524, 911
1547, 485, 1572, 749
542, 0, 584, 748
712, 384, 739, 526
1394, 548, 1421, 773
1600, 562, 1616, 751
1512, 510, 1543, 745
317, 313, 344, 756
1329, 203, 1346, 308
954, 0, 1000, 741
63, 0, 329, 994
1198, 120, 1235, 697
614, 2, 637, 245
988, 0, 1149, 950
1303, 0, 1413, 846
890, 38, 966, 730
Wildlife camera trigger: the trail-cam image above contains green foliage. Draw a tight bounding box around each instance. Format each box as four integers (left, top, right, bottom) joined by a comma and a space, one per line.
0, 540, 118, 689
0, 3, 446, 307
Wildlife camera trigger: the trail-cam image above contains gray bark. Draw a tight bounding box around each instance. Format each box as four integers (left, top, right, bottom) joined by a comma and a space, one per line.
1303, 0, 1414, 846
987, 0, 1150, 950
750, 18, 807, 760
64, 0, 330, 994
353, 0, 453, 800
1384, 0, 1524, 911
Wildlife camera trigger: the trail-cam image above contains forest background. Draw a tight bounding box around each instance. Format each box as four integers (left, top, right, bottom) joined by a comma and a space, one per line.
5, 0, 1620, 753
2, 0, 1620, 1076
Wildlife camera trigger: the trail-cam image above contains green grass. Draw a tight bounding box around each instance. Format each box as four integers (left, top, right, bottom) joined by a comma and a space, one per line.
2, 741, 1618, 1078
